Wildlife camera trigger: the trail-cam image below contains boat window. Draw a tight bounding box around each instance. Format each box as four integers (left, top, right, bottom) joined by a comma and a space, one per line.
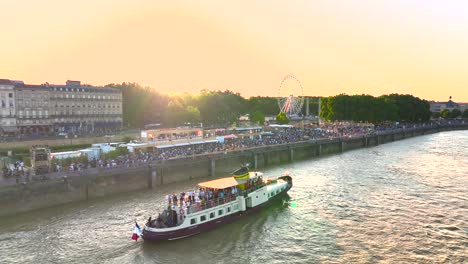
200, 215, 206, 222
190, 218, 197, 225
218, 209, 223, 216
227, 206, 231, 213
233, 204, 238, 211
210, 212, 215, 219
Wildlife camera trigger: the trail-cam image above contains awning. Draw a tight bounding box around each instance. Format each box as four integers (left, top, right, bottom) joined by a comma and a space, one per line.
198, 177, 239, 189
173, 142, 190, 147
156, 144, 175, 149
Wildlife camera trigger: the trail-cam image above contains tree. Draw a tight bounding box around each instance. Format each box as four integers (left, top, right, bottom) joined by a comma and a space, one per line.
301, 97, 320, 116
276, 112, 289, 124
250, 110, 265, 125
247, 96, 278, 116
463, 109, 468, 118
197, 90, 247, 127
440, 109, 451, 119
185, 106, 201, 125
106, 82, 169, 128
450, 109, 462, 118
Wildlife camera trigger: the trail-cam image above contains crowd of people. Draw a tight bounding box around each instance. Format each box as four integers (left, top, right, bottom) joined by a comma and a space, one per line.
2, 119, 467, 183
148, 176, 264, 228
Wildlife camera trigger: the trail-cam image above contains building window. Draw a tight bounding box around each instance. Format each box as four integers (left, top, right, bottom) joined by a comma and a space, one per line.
8, 93, 12, 98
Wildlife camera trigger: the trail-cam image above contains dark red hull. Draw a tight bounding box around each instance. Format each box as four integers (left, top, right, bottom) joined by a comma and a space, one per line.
142, 184, 291, 241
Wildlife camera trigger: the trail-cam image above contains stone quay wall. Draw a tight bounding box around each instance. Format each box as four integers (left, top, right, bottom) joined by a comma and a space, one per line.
1, 124, 466, 217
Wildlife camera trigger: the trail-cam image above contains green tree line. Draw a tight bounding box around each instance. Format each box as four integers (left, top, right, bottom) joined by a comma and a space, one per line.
319, 94, 431, 122
106, 83, 282, 128
106, 83, 455, 127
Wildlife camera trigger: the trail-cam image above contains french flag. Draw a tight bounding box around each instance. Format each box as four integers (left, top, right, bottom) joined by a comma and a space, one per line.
132, 223, 142, 241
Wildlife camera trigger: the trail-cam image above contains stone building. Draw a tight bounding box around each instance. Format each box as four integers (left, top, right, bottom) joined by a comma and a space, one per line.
0, 79, 17, 135
0, 79, 122, 136
429, 96, 468, 113
15, 83, 51, 135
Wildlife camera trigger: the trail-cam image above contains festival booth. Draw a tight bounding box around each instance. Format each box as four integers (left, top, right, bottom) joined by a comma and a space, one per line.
140, 128, 203, 143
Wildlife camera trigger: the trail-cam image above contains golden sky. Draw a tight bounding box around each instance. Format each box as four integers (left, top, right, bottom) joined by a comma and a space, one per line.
1, 0, 467, 101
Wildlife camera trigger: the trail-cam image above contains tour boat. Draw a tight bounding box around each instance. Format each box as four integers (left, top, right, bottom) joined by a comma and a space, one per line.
141, 165, 293, 241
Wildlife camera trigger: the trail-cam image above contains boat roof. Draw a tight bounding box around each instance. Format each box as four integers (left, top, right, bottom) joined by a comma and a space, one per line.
198, 177, 239, 189
198, 172, 263, 189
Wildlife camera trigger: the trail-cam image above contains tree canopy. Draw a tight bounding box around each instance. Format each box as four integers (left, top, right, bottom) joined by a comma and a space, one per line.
319, 94, 430, 123
463, 109, 468, 118
276, 112, 290, 124
107, 83, 434, 127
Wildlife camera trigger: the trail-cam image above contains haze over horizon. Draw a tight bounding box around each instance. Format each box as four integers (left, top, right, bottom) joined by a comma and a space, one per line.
1, 0, 467, 102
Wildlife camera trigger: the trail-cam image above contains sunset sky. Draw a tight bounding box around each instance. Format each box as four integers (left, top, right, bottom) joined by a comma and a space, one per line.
1, 0, 467, 101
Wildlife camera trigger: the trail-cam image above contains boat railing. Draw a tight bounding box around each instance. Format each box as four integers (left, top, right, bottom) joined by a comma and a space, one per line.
184, 184, 267, 215
185, 194, 238, 215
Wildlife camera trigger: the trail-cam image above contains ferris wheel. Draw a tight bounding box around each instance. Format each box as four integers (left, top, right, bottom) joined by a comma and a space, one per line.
277, 74, 304, 116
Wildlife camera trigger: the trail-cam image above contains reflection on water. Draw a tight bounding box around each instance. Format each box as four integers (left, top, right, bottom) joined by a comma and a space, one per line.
1, 131, 467, 263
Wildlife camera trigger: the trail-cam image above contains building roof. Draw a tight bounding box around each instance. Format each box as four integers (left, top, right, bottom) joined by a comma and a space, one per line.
446, 100, 458, 108
0, 79, 13, 85
198, 177, 239, 189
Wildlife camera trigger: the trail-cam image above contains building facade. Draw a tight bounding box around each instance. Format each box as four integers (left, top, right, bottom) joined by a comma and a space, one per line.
0, 79, 17, 135
0, 79, 122, 136
429, 96, 468, 113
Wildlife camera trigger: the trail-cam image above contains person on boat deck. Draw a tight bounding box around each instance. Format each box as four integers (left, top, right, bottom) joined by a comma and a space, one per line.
172, 194, 178, 205
166, 194, 172, 204
219, 190, 224, 199
208, 189, 213, 199
180, 192, 185, 204
190, 191, 195, 202
199, 189, 205, 199
231, 186, 237, 197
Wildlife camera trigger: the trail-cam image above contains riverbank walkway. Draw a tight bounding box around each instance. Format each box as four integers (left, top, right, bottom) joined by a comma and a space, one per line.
1, 120, 466, 187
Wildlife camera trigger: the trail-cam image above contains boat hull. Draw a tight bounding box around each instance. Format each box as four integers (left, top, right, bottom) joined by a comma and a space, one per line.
142, 184, 291, 241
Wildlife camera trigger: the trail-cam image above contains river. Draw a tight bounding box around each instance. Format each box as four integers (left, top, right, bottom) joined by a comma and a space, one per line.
1, 131, 467, 263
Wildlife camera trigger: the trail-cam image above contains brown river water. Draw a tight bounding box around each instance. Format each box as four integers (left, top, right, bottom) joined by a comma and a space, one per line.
0, 131, 467, 263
